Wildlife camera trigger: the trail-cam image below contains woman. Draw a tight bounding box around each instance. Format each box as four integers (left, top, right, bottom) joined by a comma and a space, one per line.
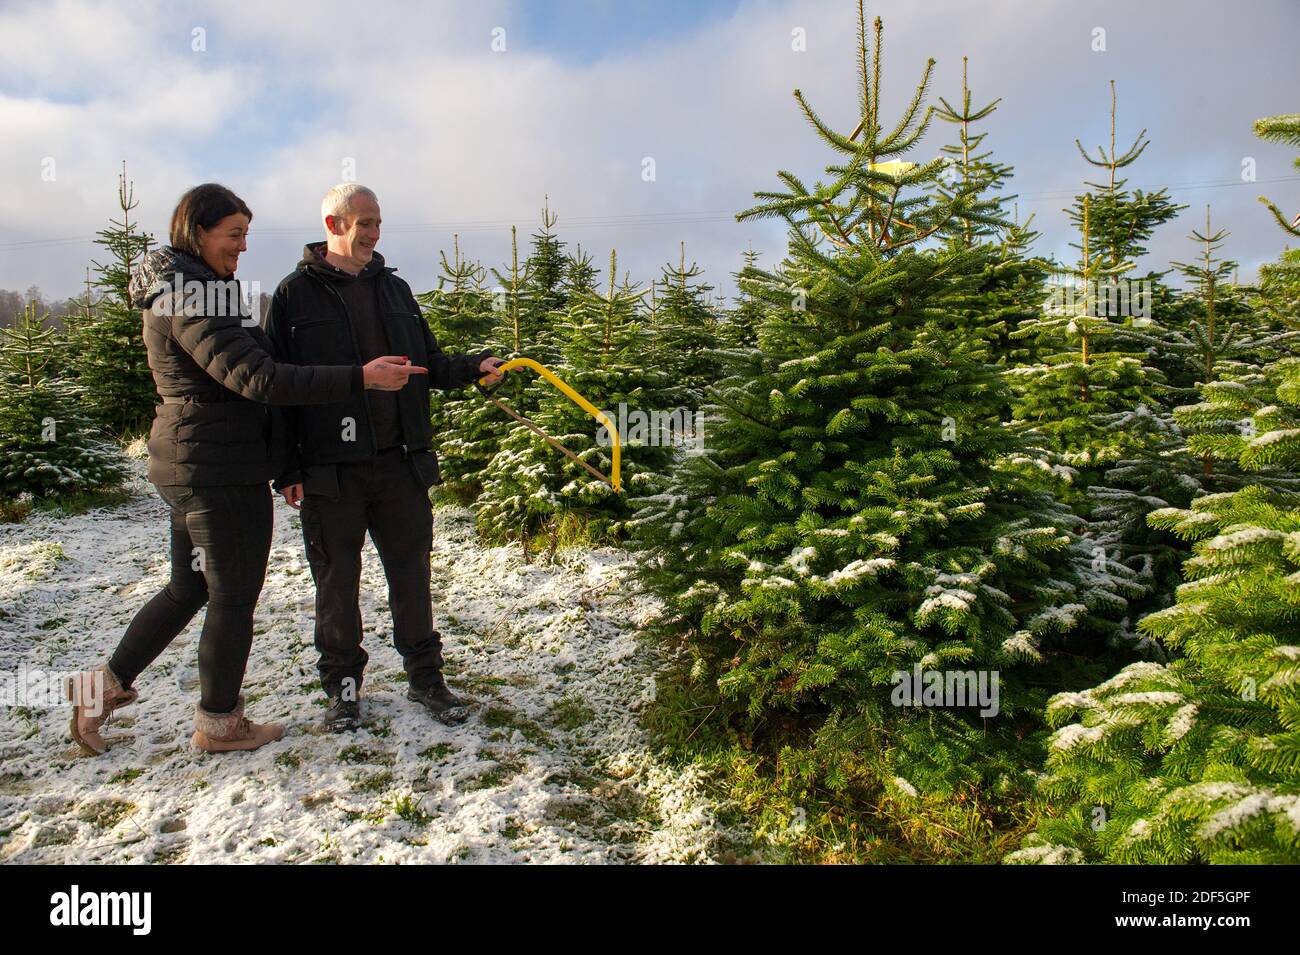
65, 183, 426, 755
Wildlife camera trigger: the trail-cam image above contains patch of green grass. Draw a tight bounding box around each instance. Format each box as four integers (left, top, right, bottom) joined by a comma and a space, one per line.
338, 744, 395, 766
462, 749, 527, 792
76, 798, 135, 830
453, 672, 506, 697
641, 654, 1045, 864
501, 817, 525, 840
0, 496, 33, 523
274, 751, 302, 770
349, 770, 394, 794
418, 742, 456, 761
342, 805, 387, 825
544, 798, 597, 825
0, 541, 68, 579
107, 768, 144, 785
548, 695, 595, 732
385, 792, 431, 827
481, 704, 551, 746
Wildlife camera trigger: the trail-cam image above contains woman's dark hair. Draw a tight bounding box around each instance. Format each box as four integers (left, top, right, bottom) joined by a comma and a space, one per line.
169, 183, 253, 259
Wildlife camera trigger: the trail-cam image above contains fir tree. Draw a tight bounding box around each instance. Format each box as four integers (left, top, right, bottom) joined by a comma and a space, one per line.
716, 246, 763, 351
629, 10, 1139, 795
0, 303, 125, 498
929, 60, 1040, 378
1256, 246, 1300, 332
1009, 358, 1300, 865
1013, 115, 1300, 865
1253, 112, 1300, 239
1090, 209, 1300, 619
649, 242, 721, 405
418, 235, 507, 500
475, 250, 676, 551
69, 163, 155, 435
1006, 85, 1192, 618
490, 197, 567, 370
931, 56, 1015, 249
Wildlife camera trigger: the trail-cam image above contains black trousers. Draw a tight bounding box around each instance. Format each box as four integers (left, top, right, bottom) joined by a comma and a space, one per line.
300, 448, 443, 698
109, 483, 273, 714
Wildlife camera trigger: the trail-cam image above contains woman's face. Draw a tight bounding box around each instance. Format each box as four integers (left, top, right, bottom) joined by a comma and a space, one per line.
197, 212, 250, 277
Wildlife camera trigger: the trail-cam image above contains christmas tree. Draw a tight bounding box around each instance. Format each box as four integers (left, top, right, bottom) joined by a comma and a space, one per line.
68, 163, 156, 436
418, 235, 507, 500
1012, 114, 1300, 865
715, 246, 764, 351
1253, 112, 1300, 239
648, 242, 721, 406
475, 249, 677, 552
0, 302, 125, 498
1005, 85, 1194, 624
629, 9, 1139, 796
931, 56, 1015, 249
489, 197, 568, 371
1010, 358, 1300, 864
928, 58, 1042, 388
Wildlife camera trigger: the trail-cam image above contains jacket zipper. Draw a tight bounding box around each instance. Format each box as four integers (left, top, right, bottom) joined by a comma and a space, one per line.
304, 270, 379, 458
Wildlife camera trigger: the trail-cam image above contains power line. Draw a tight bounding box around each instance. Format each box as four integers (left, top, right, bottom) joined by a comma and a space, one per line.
2, 175, 1296, 253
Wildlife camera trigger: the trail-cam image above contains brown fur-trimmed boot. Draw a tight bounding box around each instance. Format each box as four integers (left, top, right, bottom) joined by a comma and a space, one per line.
191, 694, 285, 753
66, 664, 139, 756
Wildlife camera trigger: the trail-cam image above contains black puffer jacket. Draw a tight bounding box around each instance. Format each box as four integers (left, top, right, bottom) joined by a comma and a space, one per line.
129, 246, 363, 487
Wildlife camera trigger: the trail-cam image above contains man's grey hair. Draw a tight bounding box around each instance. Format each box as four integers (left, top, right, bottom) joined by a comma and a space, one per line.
321, 183, 378, 226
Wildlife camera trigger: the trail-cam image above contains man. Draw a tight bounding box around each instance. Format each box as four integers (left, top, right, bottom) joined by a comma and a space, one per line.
265, 183, 507, 731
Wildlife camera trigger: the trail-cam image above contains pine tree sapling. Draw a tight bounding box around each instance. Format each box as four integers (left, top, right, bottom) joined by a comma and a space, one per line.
69, 163, 156, 436
419, 235, 508, 499
476, 250, 678, 545
0, 303, 126, 498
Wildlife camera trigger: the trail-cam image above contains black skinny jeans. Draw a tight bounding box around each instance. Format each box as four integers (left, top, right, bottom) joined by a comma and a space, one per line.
109, 483, 273, 714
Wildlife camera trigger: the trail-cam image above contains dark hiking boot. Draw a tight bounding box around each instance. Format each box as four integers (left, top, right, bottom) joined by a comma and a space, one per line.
407, 676, 469, 725
322, 694, 361, 733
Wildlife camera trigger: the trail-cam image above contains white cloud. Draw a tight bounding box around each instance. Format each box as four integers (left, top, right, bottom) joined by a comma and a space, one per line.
2, 0, 1299, 303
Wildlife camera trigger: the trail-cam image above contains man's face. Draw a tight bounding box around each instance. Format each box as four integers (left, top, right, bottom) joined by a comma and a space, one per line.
330, 194, 381, 267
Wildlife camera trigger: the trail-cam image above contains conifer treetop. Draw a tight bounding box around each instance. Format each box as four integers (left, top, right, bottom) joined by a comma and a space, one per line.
736, 2, 971, 254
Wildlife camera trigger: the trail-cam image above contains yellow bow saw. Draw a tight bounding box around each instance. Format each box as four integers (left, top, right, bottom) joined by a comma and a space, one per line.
476, 357, 622, 492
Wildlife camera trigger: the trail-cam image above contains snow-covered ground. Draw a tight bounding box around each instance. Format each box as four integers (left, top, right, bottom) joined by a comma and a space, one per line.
0, 459, 735, 864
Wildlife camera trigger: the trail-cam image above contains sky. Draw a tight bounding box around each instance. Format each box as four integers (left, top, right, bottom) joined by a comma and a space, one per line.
2, 0, 1299, 308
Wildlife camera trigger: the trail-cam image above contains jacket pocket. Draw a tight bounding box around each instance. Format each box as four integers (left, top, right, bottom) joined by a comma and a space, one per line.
288, 314, 350, 364
302, 462, 341, 501
409, 449, 442, 488
156, 483, 196, 510
382, 310, 426, 361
